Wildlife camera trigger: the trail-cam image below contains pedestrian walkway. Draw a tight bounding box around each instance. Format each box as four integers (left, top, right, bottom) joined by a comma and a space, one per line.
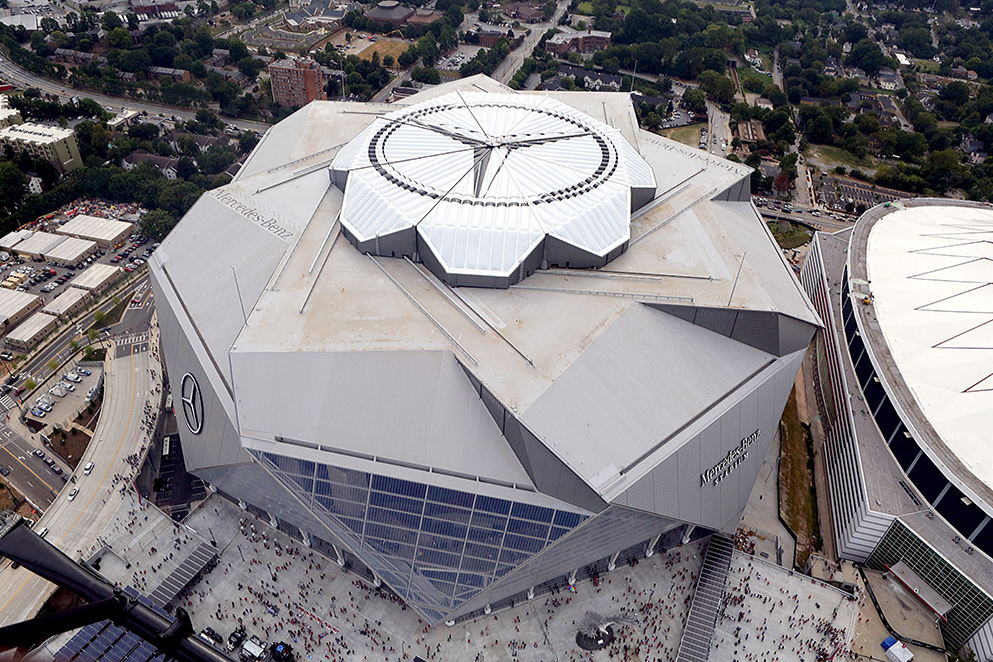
0, 393, 16, 412
677, 534, 734, 662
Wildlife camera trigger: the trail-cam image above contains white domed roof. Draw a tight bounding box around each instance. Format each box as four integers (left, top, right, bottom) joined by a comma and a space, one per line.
330, 91, 657, 285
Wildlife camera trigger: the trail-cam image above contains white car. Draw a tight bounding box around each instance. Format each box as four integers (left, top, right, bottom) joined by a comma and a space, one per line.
61, 382, 76, 392
83, 462, 94, 475
67, 488, 78, 501
64, 373, 82, 383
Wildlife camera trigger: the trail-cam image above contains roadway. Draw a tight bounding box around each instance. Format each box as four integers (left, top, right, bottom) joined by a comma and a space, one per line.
758, 208, 854, 233
0, 53, 270, 133
706, 102, 731, 157
0, 275, 152, 512
0, 330, 159, 628
491, 0, 570, 84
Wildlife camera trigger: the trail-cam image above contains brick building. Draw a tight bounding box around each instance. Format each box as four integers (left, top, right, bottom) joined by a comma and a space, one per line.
268, 57, 327, 108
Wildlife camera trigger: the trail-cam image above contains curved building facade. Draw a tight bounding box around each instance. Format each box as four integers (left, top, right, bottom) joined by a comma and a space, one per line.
800, 199, 993, 653
151, 76, 819, 625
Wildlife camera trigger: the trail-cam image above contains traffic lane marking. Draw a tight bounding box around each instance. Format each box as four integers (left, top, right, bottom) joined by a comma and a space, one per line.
0, 445, 56, 493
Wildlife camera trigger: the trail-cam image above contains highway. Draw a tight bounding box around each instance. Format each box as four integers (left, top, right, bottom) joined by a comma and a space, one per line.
759, 208, 854, 233
0, 328, 159, 629
0, 53, 271, 133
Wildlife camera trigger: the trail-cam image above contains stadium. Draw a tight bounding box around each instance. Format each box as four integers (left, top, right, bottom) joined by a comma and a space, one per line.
800, 199, 993, 655
150, 75, 820, 625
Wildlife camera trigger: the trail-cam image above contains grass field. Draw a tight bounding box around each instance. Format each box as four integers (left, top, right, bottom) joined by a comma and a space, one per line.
739, 64, 773, 89
576, 2, 628, 13
660, 123, 703, 148
806, 144, 876, 175
914, 58, 939, 73
767, 221, 812, 250
355, 39, 409, 63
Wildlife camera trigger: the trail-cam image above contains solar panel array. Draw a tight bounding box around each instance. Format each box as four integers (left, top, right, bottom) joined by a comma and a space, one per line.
54, 587, 173, 662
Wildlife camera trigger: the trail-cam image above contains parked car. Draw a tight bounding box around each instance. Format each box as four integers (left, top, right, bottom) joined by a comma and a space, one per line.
64, 373, 81, 383
76, 367, 91, 376
0, 466, 8, 476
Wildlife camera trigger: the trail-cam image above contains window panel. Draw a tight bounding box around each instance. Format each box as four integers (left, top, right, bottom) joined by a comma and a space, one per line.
553, 511, 583, 528
370, 491, 424, 514
365, 522, 418, 545
504, 533, 545, 554
371, 475, 427, 499
417, 549, 461, 567
499, 548, 529, 565
549, 526, 570, 541
422, 517, 468, 540
467, 526, 504, 545
475, 495, 511, 515
464, 542, 499, 560
418, 533, 465, 555
424, 502, 472, 523
367, 507, 421, 530
470, 511, 508, 532
427, 486, 475, 508
506, 518, 549, 538
511, 503, 554, 522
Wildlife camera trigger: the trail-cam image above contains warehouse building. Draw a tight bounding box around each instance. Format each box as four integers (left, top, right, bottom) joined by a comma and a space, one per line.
57, 215, 133, 248
800, 200, 993, 655
151, 76, 821, 625
43, 236, 98, 267
5, 312, 57, 351
42, 287, 91, 319
70, 263, 123, 295
0, 288, 43, 331
0, 229, 32, 252
11, 231, 66, 260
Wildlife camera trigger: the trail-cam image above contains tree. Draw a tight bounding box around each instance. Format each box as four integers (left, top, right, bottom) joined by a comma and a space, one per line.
158, 181, 203, 218
106, 27, 133, 48
47, 359, 59, 374
682, 88, 707, 115
0, 163, 27, 217
139, 209, 176, 240
101, 10, 123, 30
69, 339, 79, 352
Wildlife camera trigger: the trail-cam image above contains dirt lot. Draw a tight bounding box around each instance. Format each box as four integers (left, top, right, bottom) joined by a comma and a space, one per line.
778, 385, 822, 567
49, 424, 92, 470
355, 38, 409, 63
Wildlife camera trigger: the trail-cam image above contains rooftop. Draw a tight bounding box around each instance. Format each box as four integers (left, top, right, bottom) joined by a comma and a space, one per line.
0, 288, 40, 323
44, 236, 97, 262
155, 75, 819, 509
58, 215, 133, 242
855, 202, 993, 500
0, 122, 74, 144
6, 311, 56, 341
42, 286, 90, 316
70, 263, 122, 290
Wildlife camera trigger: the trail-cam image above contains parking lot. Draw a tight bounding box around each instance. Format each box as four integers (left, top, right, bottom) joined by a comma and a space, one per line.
815, 174, 911, 210
0, 229, 157, 357
26, 362, 102, 426
437, 45, 483, 71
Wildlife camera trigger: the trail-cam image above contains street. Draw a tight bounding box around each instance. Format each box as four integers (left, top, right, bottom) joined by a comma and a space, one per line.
491, 0, 570, 84
0, 53, 270, 133
0, 274, 152, 512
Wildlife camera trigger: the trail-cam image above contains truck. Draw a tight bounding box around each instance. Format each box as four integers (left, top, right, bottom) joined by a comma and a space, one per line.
881, 636, 913, 662
240, 635, 267, 661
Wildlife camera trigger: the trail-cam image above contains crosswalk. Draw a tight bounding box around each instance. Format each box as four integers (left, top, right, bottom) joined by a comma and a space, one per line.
0, 394, 15, 411
117, 331, 148, 346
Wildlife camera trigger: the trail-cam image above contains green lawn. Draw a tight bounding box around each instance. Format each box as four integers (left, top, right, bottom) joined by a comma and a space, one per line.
913, 58, 939, 73
576, 2, 628, 14
738, 63, 772, 89
806, 144, 876, 175
660, 123, 704, 148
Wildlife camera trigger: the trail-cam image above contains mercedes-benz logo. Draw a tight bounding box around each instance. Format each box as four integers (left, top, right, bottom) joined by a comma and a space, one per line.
180, 372, 203, 435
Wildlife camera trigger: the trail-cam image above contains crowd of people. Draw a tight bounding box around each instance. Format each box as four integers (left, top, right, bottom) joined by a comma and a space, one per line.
714, 559, 857, 662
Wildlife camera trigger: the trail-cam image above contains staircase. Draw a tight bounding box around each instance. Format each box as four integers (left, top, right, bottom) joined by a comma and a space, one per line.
676, 534, 734, 662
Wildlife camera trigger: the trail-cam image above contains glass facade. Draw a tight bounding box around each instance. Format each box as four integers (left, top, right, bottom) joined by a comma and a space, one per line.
251, 449, 589, 618
868, 520, 993, 650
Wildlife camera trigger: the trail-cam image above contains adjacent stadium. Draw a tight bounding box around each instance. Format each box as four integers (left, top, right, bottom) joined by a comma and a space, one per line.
150, 76, 820, 625
800, 199, 993, 654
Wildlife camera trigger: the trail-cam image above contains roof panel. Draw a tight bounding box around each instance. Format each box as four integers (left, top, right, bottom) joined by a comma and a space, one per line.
330, 91, 657, 281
